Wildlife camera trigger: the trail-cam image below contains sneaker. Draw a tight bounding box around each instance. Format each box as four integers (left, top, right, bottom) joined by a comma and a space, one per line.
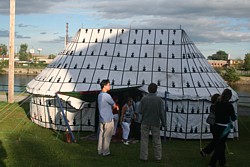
123, 141, 129, 145
155, 159, 161, 163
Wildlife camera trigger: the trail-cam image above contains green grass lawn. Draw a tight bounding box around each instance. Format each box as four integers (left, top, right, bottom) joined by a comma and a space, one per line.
0, 102, 250, 167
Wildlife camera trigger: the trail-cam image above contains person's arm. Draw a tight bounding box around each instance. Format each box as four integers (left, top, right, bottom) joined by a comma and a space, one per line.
120, 105, 127, 124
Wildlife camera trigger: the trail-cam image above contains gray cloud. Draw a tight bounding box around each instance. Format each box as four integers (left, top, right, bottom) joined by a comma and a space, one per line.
0, 30, 9, 37
1, 0, 250, 53
0, 0, 67, 15
15, 33, 31, 39
39, 36, 65, 44
17, 24, 36, 28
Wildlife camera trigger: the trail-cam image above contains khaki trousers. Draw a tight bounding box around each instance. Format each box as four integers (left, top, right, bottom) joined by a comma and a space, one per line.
140, 124, 162, 161
97, 120, 114, 156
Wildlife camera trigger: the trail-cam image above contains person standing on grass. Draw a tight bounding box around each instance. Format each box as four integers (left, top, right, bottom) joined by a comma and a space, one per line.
97, 79, 119, 156
138, 83, 166, 162
200, 93, 220, 157
208, 89, 237, 167
120, 97, 134, 145
134, 94, 142, 140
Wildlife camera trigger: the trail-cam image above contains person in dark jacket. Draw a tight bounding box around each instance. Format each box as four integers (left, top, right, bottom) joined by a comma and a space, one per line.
208, 89, 237, 167
138, 83, 166, 162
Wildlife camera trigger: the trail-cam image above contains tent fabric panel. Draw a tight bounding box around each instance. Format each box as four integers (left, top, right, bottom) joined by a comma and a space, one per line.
124, 58, 139, 71
152, 72, 167, 86
113, 44, 127, 57
103, 29, 118, 43
38, 82, 53, 93
96, 56, 112, 70
44, 68, 60, 82
78, 28, 92, 43
137, 72, 153, 85
92, 70, 109, 84
49, 83, 63, 93
169, 29, 182, 45
90, 29, 105, 43
60, 55, 73, 69
154, 45, 168, 58
127, 45, 141, 58
86, 43, 102, 55
122, 71, 137, 86
182, 73, 195, 87
168, 59, 182, 73
167, 73, 183, 88
155, 30, 169, 44
129, 29, 143, 44
142, 29, 155, 45
60, 83, 75, 92
83, 56, 98, 69
110, 57, 125, 71
63, 69, 80, 83
117, 29, 130, 43
69, 56, 85, 68
78, 69, 95, 83
140, 45, 154, 58
109, 71, 123, 85
100, 43, 115, 56
74, 84, 91, 92
195, 88, 211, 97
168, 45, 182, 58
139, 58, 153, 71
153, 59, 167, 72
74, 43, 89, 56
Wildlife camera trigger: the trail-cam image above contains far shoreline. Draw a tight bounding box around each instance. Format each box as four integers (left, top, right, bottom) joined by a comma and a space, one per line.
1, 68, 250, 84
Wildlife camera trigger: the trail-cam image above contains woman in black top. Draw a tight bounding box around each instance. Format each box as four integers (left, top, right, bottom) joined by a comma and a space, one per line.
209, 89, 237, 167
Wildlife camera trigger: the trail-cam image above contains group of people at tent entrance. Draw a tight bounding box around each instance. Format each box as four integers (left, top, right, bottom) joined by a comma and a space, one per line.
96, 79, 237, 167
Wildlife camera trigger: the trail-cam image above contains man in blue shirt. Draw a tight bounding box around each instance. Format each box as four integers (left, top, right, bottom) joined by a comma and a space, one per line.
97, 79, 119, 156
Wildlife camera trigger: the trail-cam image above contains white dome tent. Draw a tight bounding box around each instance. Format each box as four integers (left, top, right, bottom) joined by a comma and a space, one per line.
26, 28, 239, 140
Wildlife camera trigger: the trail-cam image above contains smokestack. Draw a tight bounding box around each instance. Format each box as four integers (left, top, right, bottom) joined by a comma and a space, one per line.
65, 22, 68, 47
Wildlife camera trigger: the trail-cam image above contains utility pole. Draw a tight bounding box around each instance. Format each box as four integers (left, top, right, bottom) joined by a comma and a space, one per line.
8, 0, 15, 103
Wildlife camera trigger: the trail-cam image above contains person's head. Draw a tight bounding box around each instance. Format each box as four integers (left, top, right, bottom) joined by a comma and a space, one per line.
127, 97, 133, 106
100, 79, 110, 92
136, 94, 142, 101
211, 93, 220, 104
148, 83, 157, 93
221, 88, 232, 102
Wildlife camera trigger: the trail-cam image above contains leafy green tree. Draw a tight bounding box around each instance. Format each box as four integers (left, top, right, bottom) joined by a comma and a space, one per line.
18, 43, 32, 61
222, 67, 240, 83
0, 44, 8, 57
48, 54, 56, 59
243, 53, 250, 71
207, 50, 228, 60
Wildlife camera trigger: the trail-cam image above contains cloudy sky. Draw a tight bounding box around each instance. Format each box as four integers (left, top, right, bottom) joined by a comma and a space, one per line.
0, 0, 249, 59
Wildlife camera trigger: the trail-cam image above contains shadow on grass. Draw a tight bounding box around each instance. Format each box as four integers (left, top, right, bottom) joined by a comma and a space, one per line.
0, 140, 7, 167
18, 96, 31, 117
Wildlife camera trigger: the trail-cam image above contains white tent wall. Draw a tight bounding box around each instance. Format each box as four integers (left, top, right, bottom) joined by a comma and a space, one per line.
164, 99, 238, 139
29, 95, 96, 132
29, 95, 238, 139
27, 28, 239, 139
